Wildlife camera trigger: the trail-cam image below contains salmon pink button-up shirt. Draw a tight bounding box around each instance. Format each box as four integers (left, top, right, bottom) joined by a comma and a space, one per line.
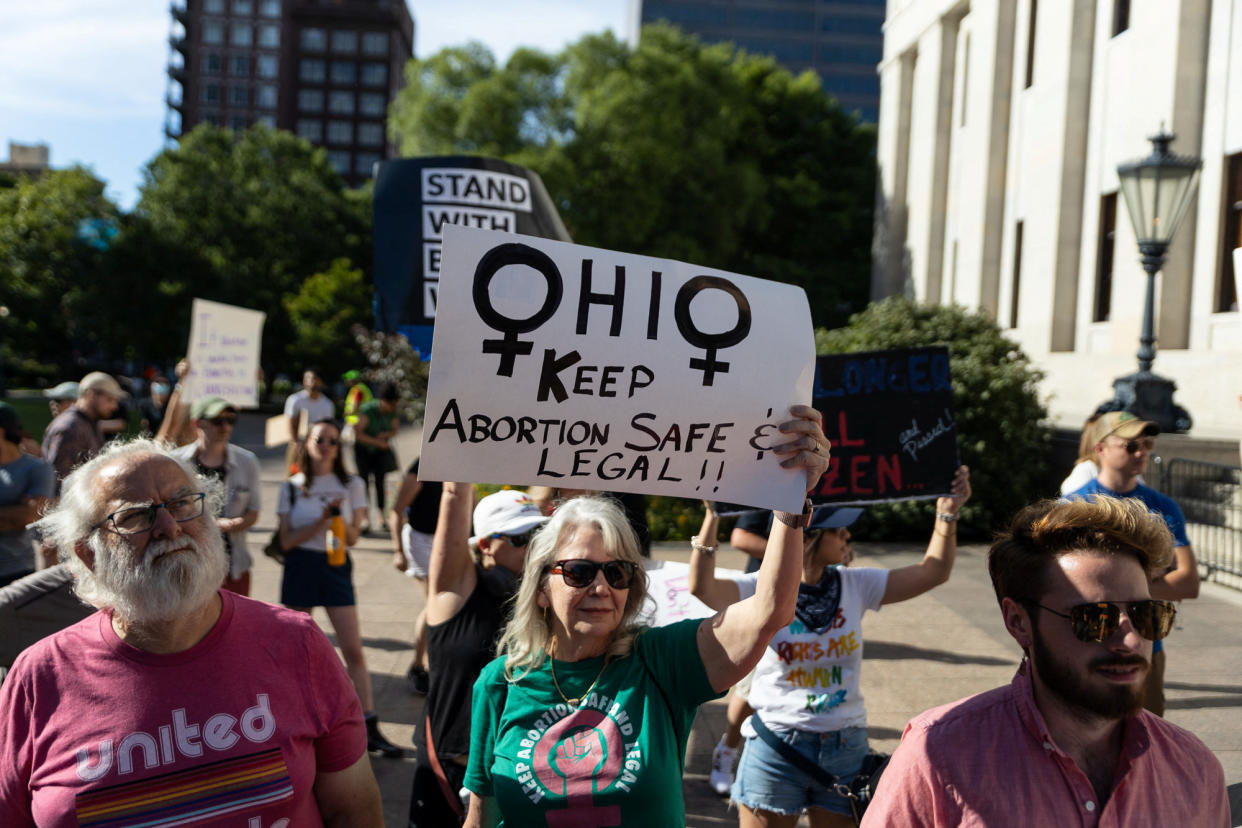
862, 665, 1227, 827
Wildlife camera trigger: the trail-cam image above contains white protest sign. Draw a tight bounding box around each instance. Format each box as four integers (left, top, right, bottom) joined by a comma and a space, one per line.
420, 166, 534, 318
419, 227, 815, 512
637, 560, 741, 627
183, 298, 266, 407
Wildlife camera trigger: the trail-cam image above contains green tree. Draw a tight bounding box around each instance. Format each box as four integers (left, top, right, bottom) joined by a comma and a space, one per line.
71, 212, 204, 365
817, 297, 1051, 537
0, 167, 119, 383
135, 124, 370, 368
388, 24, 875, 328
284, 258, 372, 376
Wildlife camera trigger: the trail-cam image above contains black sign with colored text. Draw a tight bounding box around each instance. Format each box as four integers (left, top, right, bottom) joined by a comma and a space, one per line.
809, 346, 958, 505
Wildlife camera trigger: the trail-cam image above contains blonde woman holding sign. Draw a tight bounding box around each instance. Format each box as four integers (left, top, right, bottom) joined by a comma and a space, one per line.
462, 405, 830, 827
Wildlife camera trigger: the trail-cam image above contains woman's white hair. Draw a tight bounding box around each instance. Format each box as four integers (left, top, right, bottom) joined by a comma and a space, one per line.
40, 437, 226, 609
496, 495, 649, 680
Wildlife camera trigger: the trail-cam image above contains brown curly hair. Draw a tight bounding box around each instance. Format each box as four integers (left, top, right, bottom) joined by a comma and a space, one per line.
987, 496, 1175, 607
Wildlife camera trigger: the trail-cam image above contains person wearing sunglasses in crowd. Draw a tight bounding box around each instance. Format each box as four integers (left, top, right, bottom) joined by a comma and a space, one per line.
689, 465, 970, 828
409, 487, 550, 826
460, 405, 829, 827
1065, 410, 1200, 716
171, 396, 260, 596
277, 417, 403, 759
863, 496, 1228, 827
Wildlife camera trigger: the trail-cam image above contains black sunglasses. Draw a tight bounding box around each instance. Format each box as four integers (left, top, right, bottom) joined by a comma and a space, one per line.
208, 414, 237, 427
1119, 438, 1154, 454
1034, 600, 1176, 643
548, 559, 637, 590
314, 437, 339, 446
491, 531, 532, 548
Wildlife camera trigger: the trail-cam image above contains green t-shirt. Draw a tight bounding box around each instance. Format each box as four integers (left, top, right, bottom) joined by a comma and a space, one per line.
465, 618, 721, 827
355, 399, 391, 453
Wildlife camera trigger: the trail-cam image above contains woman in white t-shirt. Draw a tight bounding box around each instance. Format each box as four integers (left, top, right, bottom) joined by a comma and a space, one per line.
1059, 413, 1103, 495
690, 466, 970, 828
277, 418, 403, 758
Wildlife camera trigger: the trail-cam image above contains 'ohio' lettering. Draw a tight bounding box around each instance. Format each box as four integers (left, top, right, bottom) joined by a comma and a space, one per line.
472, 242, 753, 386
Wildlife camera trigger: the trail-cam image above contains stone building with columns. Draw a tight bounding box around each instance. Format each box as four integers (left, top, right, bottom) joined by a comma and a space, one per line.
873, 0, 1242, 437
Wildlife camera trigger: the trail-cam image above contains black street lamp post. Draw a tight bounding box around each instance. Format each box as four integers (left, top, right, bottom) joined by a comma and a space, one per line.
1099, 129, 1202, 432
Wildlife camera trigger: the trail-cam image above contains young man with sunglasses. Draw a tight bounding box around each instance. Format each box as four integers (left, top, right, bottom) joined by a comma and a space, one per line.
1067, 410, 1199, 715
410, 488, 548, 826
172, 396, 261, 595
863, 497, 1227, 827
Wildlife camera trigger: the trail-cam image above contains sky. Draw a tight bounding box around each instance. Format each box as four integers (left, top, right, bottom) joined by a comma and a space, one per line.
0, 0, 632, 209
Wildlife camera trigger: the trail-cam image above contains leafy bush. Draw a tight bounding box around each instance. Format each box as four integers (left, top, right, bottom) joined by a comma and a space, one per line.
646, 497, 708, 542
816, 297, 1050, 539
352, 325, 430, 425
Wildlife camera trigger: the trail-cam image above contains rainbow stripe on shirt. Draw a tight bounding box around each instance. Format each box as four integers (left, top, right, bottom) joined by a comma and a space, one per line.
74, 747, 293, 826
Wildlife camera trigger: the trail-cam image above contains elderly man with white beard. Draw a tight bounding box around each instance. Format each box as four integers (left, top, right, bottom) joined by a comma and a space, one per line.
0, 438, 383, 827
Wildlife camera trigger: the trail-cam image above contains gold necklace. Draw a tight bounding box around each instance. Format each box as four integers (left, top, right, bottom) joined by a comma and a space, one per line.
549, 655, 610, 707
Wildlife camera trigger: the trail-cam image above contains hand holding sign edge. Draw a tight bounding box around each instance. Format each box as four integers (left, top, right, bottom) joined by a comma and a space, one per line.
771, 404, 830, 493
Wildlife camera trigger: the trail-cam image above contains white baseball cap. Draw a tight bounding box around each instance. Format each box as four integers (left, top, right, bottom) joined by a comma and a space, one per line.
469, 490, 548, 547
79, 371, 128, 399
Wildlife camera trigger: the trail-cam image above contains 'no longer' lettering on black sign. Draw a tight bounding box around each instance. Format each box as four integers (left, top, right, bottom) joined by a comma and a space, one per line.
809, 346, 959, 505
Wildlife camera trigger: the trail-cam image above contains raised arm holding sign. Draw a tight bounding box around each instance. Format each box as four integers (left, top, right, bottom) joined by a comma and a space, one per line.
419, 227, 816, 512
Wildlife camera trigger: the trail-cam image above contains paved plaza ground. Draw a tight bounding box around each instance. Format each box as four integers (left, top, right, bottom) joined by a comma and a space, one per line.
231, 413, 1242, 826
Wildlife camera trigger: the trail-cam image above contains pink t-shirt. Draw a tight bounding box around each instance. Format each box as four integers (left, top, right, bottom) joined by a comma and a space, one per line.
861, 664, 1229, 827
0, 590, 365, 827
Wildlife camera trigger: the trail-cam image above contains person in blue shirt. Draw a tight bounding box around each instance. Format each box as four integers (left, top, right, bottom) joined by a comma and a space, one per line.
1067, 410, 1199, 716
0, 403, 54, 587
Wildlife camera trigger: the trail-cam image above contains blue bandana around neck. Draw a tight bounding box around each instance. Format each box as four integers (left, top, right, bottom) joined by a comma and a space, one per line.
795, 566, 842, 634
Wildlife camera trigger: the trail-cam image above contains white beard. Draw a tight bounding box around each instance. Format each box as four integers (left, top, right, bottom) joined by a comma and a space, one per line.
89, 523, 229, 625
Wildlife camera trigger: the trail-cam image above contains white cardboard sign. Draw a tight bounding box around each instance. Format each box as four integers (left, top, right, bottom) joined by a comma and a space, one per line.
184, 298, 266, 407
419, 227, 815, 512
637, 560, 742, 627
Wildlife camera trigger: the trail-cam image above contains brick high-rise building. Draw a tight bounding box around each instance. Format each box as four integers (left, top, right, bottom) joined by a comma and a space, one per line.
166, 0, 414, 187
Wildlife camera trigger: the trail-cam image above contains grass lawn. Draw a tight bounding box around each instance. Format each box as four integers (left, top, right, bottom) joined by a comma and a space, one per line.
7, 395, 52, 441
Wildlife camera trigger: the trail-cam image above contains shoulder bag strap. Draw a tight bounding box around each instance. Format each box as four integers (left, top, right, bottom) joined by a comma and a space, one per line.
750, 712, 843, 791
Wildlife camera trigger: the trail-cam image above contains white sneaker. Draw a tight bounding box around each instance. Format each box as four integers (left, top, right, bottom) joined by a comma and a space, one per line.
709, 739, 737, 795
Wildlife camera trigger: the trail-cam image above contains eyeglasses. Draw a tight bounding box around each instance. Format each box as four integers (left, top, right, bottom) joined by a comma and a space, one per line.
208, 414, 237, 427
314, 437, 339, 446
94, 492, 207, 535
1034, 600, 1176, 643
491, 531, 532, 548
548, 559, 638, 590
1112, 437, 1154, 453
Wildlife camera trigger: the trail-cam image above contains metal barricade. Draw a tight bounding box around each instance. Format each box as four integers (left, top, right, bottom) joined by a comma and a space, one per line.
1147, 457, 1242, 591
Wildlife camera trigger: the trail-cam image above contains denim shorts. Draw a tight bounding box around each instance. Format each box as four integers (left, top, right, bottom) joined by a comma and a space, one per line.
280, 547, 356, 607
731, 725, 869, 817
